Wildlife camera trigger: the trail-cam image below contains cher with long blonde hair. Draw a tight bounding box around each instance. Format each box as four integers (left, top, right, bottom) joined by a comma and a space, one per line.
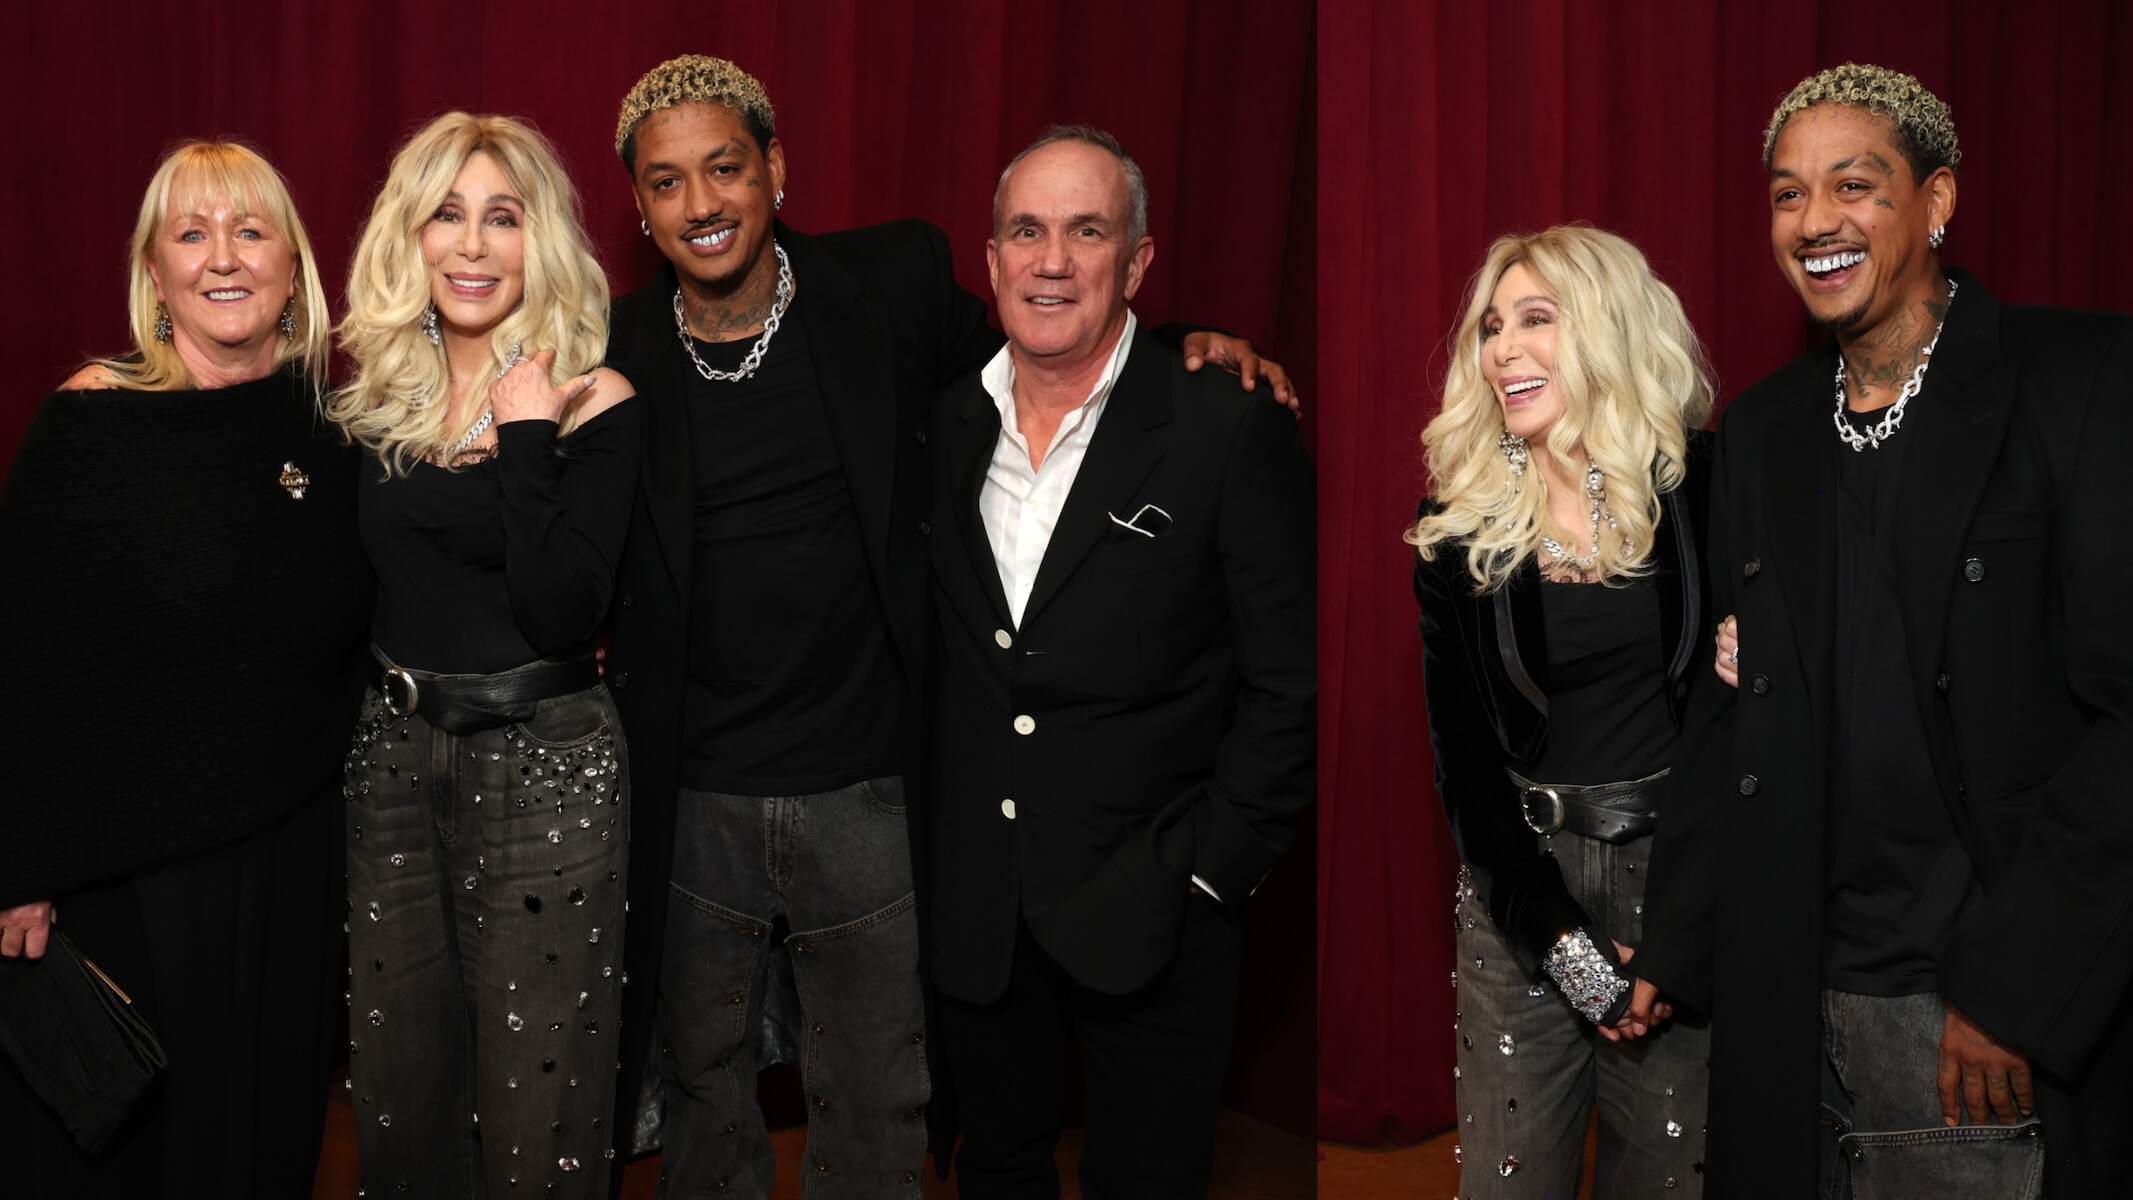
331, 112, 609, 475
1407, 225, 1713, 592
91, 141, 332, 391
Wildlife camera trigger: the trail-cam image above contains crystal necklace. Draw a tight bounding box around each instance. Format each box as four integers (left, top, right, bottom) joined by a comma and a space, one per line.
1539, 462, 1620, 576
1833, 277, 1957, 452
437, 343, 523, 462
673, 241, 794, 383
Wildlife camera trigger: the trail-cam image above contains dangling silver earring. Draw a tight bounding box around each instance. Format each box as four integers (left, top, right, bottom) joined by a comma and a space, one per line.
640, 219, 649, 236
1928, 224, 1947, 250
153, 303, 172, 344
279, 300, 297, 339
1498, 431, 1528, 486
774, 189, 785, 213
421, 304, 441, 347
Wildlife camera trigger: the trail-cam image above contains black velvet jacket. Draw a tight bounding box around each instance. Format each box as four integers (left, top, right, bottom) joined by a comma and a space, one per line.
1412, 429, 1713, 980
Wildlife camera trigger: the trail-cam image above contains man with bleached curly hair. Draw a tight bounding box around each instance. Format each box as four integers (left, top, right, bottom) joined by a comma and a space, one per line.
595, 54, 1296, 1197
1628, 63, 2133, 1198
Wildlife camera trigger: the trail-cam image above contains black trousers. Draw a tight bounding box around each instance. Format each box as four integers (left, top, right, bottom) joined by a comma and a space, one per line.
937, 896, 1245, 1200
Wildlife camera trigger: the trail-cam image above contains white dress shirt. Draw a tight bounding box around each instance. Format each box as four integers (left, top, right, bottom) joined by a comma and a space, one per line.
975, 313, 1222, 903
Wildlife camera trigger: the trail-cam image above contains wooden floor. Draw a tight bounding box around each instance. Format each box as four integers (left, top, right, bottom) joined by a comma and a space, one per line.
313, 1091, 1314, 1198
1318, 1123, 1598, 1199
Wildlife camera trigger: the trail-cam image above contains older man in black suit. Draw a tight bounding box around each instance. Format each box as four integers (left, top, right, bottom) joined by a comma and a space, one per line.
926, 125, 1314, 1199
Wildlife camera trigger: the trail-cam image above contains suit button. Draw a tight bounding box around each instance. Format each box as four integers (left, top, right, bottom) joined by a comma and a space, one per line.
1936, 673, 1952, 692
612, 672, 630, 689
1750, 674, 1770, 695
619, 592, 634, 608
917, 520, 933, 536
1013, 714, 1035, 735
1738, 774, 1759, 796
915, 426, 928, 445
994, 629, 1013, 649
1962, 557, 1986, 582
1001, 799, 1017, 820
1743, 557, 1762, 578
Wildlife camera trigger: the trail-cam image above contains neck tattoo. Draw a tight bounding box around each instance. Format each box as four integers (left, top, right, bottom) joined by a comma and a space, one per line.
1833, 277, 1957, 452
674, 241, 794, 384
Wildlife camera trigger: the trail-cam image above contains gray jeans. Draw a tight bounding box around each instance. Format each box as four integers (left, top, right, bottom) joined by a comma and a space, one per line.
1453, 830, 1710, 1198
344, 683, 631, 1197
657, 778, 928, 1198
1819, 990, 2045, 1199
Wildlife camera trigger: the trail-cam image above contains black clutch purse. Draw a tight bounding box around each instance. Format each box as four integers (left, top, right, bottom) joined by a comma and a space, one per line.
0, 930, 168, 1154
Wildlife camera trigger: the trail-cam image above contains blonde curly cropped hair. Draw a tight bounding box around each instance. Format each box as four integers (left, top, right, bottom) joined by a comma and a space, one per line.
1764, 64, 1960, 180
1408, 226, 1714, 593
615, 55, 776, 169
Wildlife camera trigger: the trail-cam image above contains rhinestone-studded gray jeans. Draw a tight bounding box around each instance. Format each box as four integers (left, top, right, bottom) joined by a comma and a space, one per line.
343, 682, 630, 1197
1452, 829, 1711, 1197
657, 779, 928, 1199
1819, 990, 2045, 1199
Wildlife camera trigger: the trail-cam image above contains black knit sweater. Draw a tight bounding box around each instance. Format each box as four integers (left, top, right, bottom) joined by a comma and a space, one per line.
0, 370, 371, 906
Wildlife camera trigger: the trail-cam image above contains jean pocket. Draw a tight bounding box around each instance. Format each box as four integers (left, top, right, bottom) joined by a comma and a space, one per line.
1840, 1119, 2043, 1200
511, 688, 612, 749
857, 775, 908, 816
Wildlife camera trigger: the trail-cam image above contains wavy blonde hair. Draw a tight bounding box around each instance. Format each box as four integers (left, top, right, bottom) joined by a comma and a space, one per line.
1407, 226, 1714, 592
89, 140, 331, 392
330, 112, 609, 475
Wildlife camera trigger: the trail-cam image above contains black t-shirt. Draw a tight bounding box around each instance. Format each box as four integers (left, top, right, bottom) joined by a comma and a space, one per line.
360, 404, 639, 675
1822, 400, 1978, 996
1528, 577, 1677, 785
678, 300, 904, 795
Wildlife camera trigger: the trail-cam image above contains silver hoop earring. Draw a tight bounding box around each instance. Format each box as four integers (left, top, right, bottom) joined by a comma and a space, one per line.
640, 219, 649, 237
1928, 224, 1947, 250
421, 304, 441, 347
774, 190, 785, 213
153, 303, 172, 344
1497, 431, 1529, 484
279, 300, 297, 339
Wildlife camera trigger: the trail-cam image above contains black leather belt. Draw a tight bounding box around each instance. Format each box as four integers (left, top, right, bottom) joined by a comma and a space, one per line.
369, 649, 598, 735
1507, 767, 1666, 843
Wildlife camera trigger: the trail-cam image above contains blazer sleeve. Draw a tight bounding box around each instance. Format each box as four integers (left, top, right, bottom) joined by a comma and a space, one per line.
1634, 416, 1743, 1014
1184, 399, 1316, 905
1938, 322, 2133, 1079
1411, 523, 1617, 984
915, 220, 1003, 390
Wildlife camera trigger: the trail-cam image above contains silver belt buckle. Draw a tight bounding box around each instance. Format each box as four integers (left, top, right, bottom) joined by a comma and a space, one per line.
383, 667, 421, 718
1521, 786, 1565, 835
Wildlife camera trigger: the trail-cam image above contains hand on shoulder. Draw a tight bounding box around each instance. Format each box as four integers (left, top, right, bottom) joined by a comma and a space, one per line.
60, 363, 120, 391
569, 366, 636, 426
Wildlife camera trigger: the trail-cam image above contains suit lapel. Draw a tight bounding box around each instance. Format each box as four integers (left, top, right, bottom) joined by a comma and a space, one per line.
948, 379, 1015, 629
1019, 330, 1171, 629
1763, 366, 1839, 708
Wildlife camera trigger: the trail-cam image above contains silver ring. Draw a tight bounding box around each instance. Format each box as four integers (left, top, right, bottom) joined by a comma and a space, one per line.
1727, 646, 1740, 666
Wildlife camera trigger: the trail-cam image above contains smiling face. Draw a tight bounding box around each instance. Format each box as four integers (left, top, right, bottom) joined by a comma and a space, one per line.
418, 150, 526, 338
1768, 103, 1954, 333
987, 139, 1153, 367
630, 101, 784, 295
1479, 262, 1564, 443
147, 191, 296, 354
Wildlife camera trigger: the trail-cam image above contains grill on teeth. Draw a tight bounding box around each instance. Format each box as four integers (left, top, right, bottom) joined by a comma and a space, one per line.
688, 228, 735, 246
1805, 250, 1866, 275
1504, 379, 1545, 395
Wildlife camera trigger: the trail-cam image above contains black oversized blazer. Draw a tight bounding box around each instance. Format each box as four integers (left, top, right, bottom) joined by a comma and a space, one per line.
1411, 430, 1713, 980
925, 328, 1316, 1004
1637, 272, 2133, 1197
600, 220, 994, 1150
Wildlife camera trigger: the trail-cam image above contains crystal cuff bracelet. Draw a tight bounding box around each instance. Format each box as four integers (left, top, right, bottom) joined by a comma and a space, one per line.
1544, 929, 1630, 1024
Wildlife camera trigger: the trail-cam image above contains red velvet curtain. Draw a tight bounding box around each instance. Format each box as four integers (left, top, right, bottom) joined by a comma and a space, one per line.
3, 0, 1316, 1135
1316, 0, 2133, 1144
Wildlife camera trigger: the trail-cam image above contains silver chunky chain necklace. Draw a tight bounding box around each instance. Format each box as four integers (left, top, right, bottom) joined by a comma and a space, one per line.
1540, 463, 1621, 575
1833, 277, 1956, 452
673, 241, 794, 383
437, 343, 523, 462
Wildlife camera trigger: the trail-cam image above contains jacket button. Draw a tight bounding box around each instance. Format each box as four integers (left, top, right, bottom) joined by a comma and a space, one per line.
915, 426, 928, 445
1750, 674, 1770, 695
619, 592, 634, 608
994, 629, 1013, 650
917, 520, 933, 536
611, 672, 630, 689
1001, 799, 1017, 820
1936, 673, 1951, 692
1743, 557, 1762, 578
1962, 557, 1986, 582
1013, 714, 1035, 735
1738, 774, 1759, 796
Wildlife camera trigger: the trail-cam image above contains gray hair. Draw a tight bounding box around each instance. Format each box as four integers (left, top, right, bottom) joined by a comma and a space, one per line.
992, 123, 1148, 244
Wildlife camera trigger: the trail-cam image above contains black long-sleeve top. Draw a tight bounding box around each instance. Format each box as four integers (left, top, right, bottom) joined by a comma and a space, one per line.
359, 404, 640, 675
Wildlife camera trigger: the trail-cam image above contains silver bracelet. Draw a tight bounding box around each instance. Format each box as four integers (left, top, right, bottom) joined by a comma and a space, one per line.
1543, 929, 1629, 1024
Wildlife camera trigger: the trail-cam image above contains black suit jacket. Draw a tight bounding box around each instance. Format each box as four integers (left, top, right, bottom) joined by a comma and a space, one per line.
600, 220, 994, 1151
1412, 429, 1712, 981
1637, 271, 2133, 1196
926, 328, 1315, 1004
